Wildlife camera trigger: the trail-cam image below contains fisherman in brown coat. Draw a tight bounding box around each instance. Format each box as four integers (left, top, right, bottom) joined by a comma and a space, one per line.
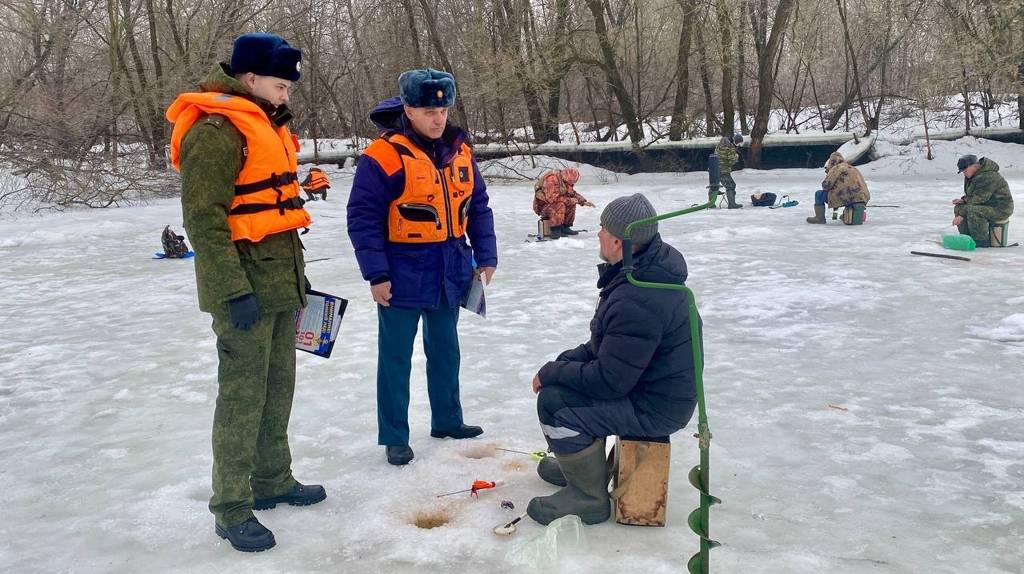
807, 152, 870, 224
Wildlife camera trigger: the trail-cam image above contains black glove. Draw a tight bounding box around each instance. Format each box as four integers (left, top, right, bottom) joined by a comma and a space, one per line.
227, 294, 261, 330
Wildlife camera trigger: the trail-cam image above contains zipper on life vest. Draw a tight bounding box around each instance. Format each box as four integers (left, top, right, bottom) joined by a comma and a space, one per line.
438, 166, 454, 239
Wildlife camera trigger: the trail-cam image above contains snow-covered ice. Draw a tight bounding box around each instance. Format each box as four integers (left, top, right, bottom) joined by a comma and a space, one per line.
1, 140, 1022, 573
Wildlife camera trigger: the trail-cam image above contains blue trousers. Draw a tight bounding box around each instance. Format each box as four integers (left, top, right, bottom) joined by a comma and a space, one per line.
376, 294, 463, 446
814, 190, 828, 205
536, 386, 688, 454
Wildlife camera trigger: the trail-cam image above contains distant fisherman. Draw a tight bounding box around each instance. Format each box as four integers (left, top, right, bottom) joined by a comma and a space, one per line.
951, 154, 1013, 247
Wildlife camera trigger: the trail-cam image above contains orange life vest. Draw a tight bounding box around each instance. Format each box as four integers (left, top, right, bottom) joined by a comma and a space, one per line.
302, 168, 330, 191
166, 92, 312, 243
361, 133, 474, 244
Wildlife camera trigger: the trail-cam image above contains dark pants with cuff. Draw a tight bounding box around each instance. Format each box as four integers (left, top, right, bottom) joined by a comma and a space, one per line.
376, 292, 463, 446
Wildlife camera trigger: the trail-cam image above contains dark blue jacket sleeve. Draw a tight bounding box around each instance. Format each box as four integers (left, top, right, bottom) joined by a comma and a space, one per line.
347, 155, 403, 282
538, 297, 662, 399
466, 159, 498, 268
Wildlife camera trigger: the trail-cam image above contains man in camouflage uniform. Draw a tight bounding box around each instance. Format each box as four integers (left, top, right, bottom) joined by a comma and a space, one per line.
806, 151, 870, 224
533, 167, 595, 237
713, 134, 743, 209
952, 154, 1014, 247
166, 33, 325, 553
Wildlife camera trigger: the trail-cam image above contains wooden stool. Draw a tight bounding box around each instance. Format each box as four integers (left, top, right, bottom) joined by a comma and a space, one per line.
610, 436, 671, 526
990, 219, 1010, 247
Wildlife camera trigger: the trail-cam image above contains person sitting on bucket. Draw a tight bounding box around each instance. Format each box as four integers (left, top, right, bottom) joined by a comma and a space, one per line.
161, 225, 190, 258
952, 154, 1013, 247
806, 151, 870, 224
527, 193, 698, 526
532, 167, 595, 237
300, 166, 330, 201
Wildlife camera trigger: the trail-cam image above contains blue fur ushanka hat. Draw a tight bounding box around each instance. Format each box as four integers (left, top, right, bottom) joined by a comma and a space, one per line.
399, 68, 456, 108
230, 33, 302, 82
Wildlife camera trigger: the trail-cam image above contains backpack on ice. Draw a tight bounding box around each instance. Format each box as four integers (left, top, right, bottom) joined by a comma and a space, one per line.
750, 192, 777, 207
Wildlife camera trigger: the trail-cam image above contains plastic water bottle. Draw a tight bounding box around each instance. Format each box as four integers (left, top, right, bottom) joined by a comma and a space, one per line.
942, 234, 976, 251
505, 515, 586, 567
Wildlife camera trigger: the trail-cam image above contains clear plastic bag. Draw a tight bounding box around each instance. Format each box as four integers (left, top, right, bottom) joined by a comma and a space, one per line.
505, 515, 587, 568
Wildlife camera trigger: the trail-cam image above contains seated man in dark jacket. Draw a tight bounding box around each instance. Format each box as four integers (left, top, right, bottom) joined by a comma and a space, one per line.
528, 193, 699, 525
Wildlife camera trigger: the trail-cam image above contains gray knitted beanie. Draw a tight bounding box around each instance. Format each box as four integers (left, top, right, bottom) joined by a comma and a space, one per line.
600, 193, 658, 246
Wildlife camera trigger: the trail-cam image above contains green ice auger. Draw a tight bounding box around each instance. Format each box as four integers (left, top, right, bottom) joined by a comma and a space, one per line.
621, 199, 720, 574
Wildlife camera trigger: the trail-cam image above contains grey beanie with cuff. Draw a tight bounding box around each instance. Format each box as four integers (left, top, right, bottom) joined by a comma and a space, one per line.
600, 193, 658, 246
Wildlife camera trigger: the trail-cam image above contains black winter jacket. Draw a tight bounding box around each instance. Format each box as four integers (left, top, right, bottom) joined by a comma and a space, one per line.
538, 234, 699, 426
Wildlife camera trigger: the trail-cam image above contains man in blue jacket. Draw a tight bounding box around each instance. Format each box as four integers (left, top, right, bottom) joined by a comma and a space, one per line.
528, 193, 698, 525
347, 69, 498, 466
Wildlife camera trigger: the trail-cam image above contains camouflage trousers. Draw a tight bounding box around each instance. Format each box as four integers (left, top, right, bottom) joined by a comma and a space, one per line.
209, 309, 298, 527
954, 203, 1010, 242
720, 171, 736, 193
539, 199, 578, 227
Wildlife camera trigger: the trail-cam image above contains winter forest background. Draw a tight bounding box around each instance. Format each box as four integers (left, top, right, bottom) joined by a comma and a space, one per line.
0, 0, 1021, 210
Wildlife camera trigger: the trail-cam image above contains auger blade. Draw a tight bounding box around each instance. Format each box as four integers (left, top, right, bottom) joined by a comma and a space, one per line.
688, 466, 722, 504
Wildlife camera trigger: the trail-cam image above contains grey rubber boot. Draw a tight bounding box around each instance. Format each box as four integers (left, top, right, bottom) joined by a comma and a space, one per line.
806, 203, 826, 224
527, 439, 611, 525
537, 455, 567, 487
726, 190, 743, 209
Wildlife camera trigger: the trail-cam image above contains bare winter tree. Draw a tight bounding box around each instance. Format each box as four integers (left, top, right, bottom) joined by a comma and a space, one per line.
0, 0, 1022, 210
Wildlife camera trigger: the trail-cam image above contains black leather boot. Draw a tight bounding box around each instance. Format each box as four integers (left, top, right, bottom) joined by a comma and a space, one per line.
253, 482, 327, 510
215, 517, 276, 552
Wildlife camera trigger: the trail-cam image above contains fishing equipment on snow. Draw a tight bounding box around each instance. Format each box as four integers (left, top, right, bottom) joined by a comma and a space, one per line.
768, 195, 799, 209
436, 480, 498, 498
750, 192, 776, 207
493, 512, 527, 536
911, 251, 971, 262
501, 500, 516, 510
495, 448, 548, 461
942, 234, 976, 251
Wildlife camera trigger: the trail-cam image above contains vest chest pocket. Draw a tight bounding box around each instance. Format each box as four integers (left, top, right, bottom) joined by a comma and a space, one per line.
397, 203, 442, 228
448, 155, 474, 195
392, 202, 445, 242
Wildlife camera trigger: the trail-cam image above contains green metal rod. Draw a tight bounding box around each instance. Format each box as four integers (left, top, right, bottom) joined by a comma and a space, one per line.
620, 197, 716, 574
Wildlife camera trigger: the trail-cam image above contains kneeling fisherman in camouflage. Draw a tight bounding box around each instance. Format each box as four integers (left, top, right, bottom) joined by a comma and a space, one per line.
166, 33, 325, 553
528, 194, 698, 525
